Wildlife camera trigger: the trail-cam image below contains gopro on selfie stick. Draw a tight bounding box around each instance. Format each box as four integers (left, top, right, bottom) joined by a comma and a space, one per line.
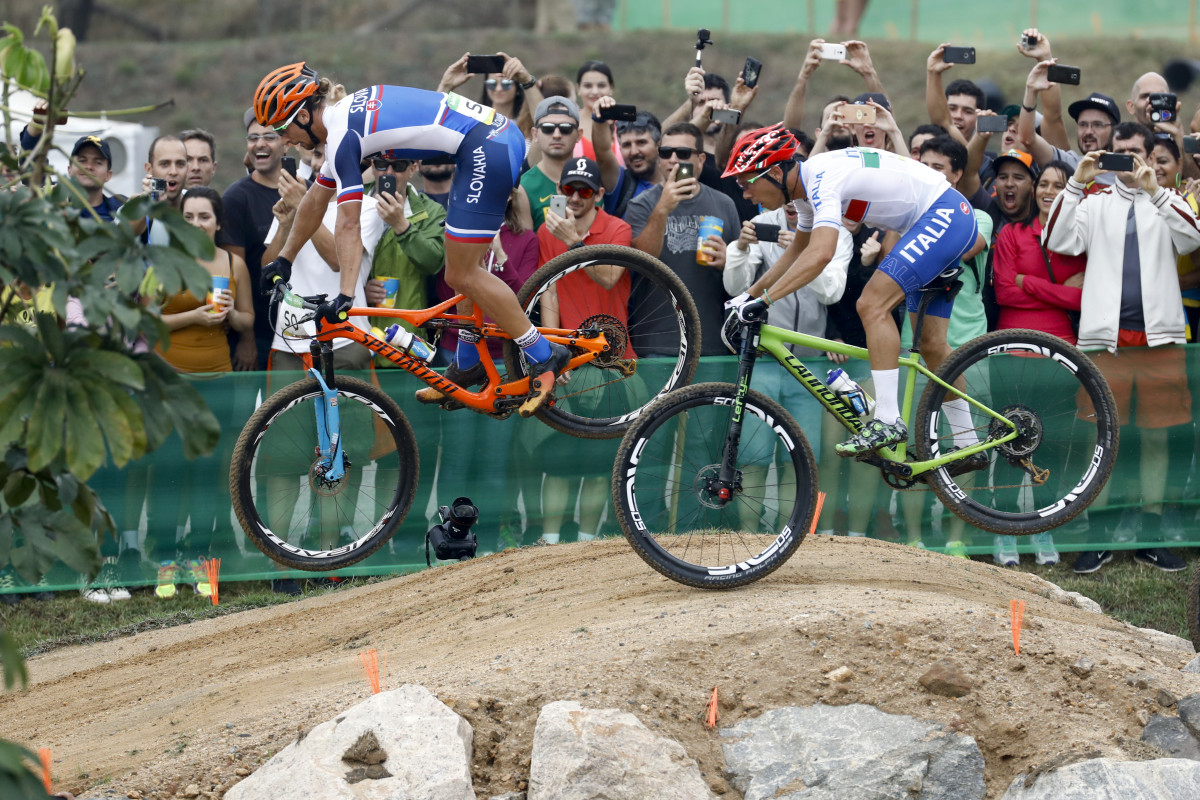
695, 28, 713, 68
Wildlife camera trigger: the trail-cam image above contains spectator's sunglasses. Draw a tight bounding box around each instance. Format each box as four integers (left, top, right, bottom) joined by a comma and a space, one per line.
485, 78, 515, 91
658, 146, 698, 160
371, 158, 412, 172
538, 122, 578, 135
559, 183, 596, 199
246, 133, 282, 143
735, 167, 773, 189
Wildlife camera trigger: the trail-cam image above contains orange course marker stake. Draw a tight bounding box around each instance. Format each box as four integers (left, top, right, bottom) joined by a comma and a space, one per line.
1010, 599, 1026, 655
704, 686, 720, 728
808, 491, 827, 535
38, 747, 51, 793
202, 557, 221, 606
359, 648, 385, 694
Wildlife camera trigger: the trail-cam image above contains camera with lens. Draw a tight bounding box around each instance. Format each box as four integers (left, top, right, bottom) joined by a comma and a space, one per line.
1149, 92, 1177, 124
426, 496, 479, 562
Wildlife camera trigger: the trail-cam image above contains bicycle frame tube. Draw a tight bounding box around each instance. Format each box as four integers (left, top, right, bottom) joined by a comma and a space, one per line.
755, 324, 1019, 474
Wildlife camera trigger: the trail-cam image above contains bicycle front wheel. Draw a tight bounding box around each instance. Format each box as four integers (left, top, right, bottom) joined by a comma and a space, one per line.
230, 376, 418, 571
612, 383, 819, 589
914, 329, 1119, 535
505, 244, 701, 439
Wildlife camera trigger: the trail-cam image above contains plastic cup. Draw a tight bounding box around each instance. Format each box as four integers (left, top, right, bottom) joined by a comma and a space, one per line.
382, 278, 401, 308
697, 216, 723, 264
210, 275, 230, 312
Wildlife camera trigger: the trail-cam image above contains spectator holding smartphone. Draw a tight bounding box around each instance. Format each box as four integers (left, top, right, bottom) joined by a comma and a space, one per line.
437, 51, 544, 140
1044, 122, 1200, 574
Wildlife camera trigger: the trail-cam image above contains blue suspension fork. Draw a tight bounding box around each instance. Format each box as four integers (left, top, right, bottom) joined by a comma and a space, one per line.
308, 340, 347, 482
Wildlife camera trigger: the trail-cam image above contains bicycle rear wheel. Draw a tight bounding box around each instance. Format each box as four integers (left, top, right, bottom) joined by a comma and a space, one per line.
230, 376, 418, 571
505, 244, 701, 439
612, 382, 819, 589
914, 329, 1119, 535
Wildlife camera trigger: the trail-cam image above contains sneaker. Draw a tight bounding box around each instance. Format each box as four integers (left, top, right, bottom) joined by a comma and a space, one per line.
271, 578, 302, 596
1032, 532, 1059, 566
107, 585, 132, 601
0, 571, 18, 605
518, 341, 573, 417
415, 360, 487, 405
1072, 550, 1113, 574
1161, 507, 1186, 543
944, 446, 990, 478
155, 560, 179, 599
1133, 547, 1187, 572
835, 417, 908, 457
80, 587, 110, 604
944, 540, 969, 558
993, 535, 1020, 567
186, 559, 212, 597
97, 558, 131, 601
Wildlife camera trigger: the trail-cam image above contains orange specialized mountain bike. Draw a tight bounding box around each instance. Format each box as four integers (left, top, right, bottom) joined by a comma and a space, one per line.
229, 244, 700, 571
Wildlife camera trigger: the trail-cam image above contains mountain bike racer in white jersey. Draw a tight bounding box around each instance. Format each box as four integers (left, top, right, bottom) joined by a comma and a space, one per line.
254, 63, 571, 415
723, 124, 984, 456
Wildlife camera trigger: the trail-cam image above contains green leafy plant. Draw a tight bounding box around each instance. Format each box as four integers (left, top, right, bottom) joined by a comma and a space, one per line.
0, 8, 220, 797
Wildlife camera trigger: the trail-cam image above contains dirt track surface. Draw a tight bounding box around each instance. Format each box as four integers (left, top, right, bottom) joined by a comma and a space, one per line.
5, 535, 1200, 799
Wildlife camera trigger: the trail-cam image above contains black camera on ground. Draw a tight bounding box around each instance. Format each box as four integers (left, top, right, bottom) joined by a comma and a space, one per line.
426, 497, 479, 563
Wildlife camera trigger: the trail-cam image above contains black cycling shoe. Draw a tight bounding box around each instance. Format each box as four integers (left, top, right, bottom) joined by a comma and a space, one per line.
944, 446, 991, 478
519, 342, 572, 417
415, 361, 487, 405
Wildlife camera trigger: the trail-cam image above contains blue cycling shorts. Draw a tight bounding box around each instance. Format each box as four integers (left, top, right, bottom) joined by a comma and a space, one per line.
444, 117, 527, 244
876, 188, 978, 318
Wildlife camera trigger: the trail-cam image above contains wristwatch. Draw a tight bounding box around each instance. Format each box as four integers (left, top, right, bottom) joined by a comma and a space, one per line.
520, 76, 537, 91
568, 240, 587, 250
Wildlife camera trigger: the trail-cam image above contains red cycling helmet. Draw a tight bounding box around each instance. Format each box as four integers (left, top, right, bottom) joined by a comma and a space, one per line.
254, 62, 320, 129
722, 123, 800, 178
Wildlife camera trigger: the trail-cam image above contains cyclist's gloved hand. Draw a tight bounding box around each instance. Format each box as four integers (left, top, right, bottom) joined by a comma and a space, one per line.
728, 293, 769, 323
317, 293, 354, 325
261, 256, 293, 294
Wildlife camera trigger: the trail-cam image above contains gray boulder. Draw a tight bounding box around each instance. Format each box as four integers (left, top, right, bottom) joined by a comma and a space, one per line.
1141, 714, 1200, 761
1184, 655, 1200, 674
1180, 693, 1200, 739
720, 703, 984, 800
225, 685, 474, 800
527, 701, 716, 800
1000, 757, 1200, 799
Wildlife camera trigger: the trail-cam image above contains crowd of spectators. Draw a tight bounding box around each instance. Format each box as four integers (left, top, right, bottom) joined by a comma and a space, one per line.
7, 25, 1200, 602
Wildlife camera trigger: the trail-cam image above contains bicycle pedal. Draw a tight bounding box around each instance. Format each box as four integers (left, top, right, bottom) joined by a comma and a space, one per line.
441, 400, 466, 412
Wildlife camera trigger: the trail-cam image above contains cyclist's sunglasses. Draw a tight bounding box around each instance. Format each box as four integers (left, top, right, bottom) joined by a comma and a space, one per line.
559, 183, 597, 199
538, 122, 578, 136
371, 158, 412, 172
658, 146, 698, 160
485, 78, 515, 91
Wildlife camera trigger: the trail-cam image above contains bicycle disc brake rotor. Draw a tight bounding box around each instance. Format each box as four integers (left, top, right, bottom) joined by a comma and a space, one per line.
990, 404, 1043, 459
693, 463, 741, 508
579, 313, 628, 368
310, 450, 352, 496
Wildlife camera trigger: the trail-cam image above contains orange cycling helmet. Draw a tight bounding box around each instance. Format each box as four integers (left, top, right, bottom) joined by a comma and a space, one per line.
722, 122, 800, 178
254, 62, 320, 129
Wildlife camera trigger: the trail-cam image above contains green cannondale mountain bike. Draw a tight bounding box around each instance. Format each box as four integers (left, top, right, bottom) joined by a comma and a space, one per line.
611, 270, 1120, 589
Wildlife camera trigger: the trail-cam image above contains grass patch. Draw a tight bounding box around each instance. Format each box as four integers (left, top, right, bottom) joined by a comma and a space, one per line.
1011, 552, 1197, 640
0, 577, 391, 658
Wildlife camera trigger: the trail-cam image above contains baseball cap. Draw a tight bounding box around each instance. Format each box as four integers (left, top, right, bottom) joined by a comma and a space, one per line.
71, 135, 112, 166
534, 96, 580, 124
993, 148, 1038, 178
853, 91, 891, 111
1067, 92, 1120, 124
1000, 104, 1044, 129
559, 157, 601, 191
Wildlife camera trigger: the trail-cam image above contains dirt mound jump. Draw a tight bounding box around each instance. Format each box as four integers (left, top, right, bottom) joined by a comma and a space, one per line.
4, 536, 1198, 798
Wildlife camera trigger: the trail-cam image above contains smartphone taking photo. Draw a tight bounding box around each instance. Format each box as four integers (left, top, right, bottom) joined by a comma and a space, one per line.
818, 43, 846, 60
976, 116, 1009, 133
549, 194, 568, 218
377, 174, 398, 196
754, 223, 780, 243
466, 54, 506, 75
712, 108, 742, 125
1046, 64, 1081, 85
742, 57, 763, 89
837, 103, 876, 125
1097, 152, 1135, 172
281, 156, 298, 178
597, 103, 638, 122
942, 46, 976, 64
1148, 93, 1177, 124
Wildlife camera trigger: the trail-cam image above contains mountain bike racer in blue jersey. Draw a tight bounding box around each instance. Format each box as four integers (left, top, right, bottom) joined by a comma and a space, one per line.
254, 62, 570, 415
722, 124, 985, 458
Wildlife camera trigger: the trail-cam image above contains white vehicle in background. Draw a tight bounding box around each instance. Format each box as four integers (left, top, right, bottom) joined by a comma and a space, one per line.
4, 81, 158, 198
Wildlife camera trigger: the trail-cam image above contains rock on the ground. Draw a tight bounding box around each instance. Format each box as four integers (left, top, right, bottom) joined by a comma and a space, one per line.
720, 703, 985, 800
527, 701, 715, 800
1000, 757, 1200, 799
1135, 626, 1196, 654
1141, 714, 1200, 761
1025, 574, 1102, 613
919, 659, 973, 697
1069, 658, 1095, 678
1180, 693, 1200, 739
1185, 655, 1200, 674
224, 685, 474, 800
